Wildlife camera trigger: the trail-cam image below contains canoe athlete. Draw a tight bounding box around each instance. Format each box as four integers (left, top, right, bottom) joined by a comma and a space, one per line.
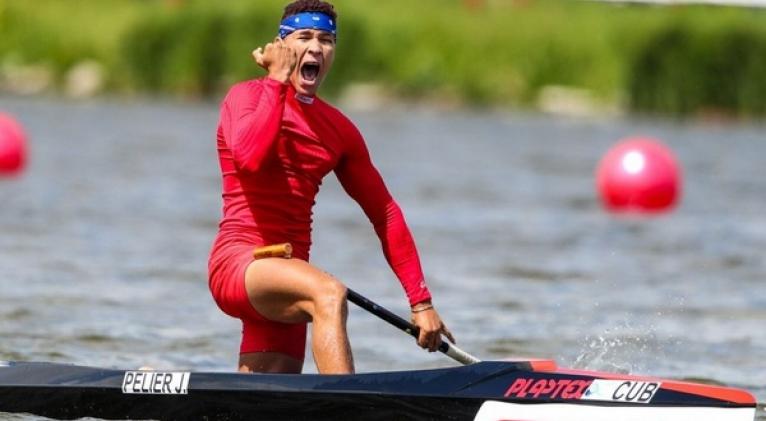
208, 0, 454, 374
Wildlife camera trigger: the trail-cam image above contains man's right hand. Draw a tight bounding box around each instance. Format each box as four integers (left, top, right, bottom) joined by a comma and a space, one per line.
253, 37, 297, 84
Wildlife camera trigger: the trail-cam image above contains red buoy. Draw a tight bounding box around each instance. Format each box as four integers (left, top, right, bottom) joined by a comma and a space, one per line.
596, 137, 681, 213
0, 112, 27, 176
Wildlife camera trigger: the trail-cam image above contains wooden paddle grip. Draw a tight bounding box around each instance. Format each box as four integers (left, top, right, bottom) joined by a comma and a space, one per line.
253, 243, 293, 260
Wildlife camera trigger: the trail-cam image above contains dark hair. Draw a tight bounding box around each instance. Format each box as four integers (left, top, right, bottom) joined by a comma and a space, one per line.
282, 0, 337, 21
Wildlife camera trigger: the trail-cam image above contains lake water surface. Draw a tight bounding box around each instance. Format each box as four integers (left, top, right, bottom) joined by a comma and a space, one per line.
0, 96, 763, 419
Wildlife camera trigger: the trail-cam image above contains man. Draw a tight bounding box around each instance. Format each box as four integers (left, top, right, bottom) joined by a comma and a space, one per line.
208, 0, 454, 374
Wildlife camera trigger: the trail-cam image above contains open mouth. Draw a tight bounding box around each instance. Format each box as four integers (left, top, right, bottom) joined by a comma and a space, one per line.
300, 62, 320, 83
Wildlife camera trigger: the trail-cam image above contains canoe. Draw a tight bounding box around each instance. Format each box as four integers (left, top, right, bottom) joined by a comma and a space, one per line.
0, 359, 756, 420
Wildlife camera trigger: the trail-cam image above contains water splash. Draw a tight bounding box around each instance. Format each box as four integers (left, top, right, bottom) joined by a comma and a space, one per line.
572, 318, 664, 375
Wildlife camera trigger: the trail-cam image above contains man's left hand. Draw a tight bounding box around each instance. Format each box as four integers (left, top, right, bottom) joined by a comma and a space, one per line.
411, 303, 455, 352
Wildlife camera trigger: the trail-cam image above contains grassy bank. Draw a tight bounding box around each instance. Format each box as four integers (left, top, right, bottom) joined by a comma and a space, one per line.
1, 0, 766, 117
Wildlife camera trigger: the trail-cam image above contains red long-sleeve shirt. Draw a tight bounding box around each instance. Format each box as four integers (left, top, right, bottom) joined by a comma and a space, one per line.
210, 77, 431, 305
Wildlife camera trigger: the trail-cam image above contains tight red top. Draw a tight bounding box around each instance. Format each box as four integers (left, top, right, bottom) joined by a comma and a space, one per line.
211, 77, 431, 305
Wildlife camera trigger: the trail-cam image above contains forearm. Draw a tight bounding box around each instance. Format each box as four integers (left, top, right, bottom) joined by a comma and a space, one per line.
372, 200, 432, 306
228, 78, 288, 172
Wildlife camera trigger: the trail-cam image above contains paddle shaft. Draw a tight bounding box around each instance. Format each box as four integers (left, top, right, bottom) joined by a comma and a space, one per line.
346, 289, 481, 365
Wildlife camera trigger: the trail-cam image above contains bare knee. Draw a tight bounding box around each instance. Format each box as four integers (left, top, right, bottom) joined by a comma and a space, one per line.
312, 277, 348, 322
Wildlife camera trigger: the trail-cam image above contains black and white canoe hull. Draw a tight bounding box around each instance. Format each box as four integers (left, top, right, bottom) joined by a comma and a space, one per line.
0, 360, 756, 420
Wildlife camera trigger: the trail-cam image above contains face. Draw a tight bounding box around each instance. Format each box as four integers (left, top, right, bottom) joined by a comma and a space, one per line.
283, 29, 336, 96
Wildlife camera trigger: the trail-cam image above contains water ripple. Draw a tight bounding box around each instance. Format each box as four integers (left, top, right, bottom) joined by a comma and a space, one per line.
0, 97, 763, 419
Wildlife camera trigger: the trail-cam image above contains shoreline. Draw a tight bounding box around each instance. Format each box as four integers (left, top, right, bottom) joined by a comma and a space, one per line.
2, 0, 766, 118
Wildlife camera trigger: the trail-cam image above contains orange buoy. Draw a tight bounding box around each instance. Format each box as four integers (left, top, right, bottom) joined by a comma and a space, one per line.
0, 112, 27, 176
596, 137, 681, 213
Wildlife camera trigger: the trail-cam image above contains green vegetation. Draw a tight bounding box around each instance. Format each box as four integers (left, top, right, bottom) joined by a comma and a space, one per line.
1, 0, 766, 117
630, 22, 766, 117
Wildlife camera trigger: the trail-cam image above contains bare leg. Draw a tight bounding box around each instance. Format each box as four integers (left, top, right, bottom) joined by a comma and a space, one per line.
310, 290, 354, 373
243, 258, 354, 374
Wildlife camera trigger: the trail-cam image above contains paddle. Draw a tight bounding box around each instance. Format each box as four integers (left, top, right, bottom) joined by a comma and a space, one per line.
346, 289, 481, 365
252, 243, 481, 365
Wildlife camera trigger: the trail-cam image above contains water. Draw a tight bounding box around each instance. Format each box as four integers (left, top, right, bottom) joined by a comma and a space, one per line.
0, 96, 763, 419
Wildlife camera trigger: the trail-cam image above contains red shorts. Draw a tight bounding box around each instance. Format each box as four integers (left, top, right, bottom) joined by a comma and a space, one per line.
208, 239, 306, 360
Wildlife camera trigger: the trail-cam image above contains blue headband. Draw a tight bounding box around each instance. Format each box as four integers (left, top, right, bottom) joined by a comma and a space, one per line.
279, 12, 337, 39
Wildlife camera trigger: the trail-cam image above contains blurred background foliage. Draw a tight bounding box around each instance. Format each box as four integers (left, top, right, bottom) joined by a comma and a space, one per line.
1, 0, 766, 117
